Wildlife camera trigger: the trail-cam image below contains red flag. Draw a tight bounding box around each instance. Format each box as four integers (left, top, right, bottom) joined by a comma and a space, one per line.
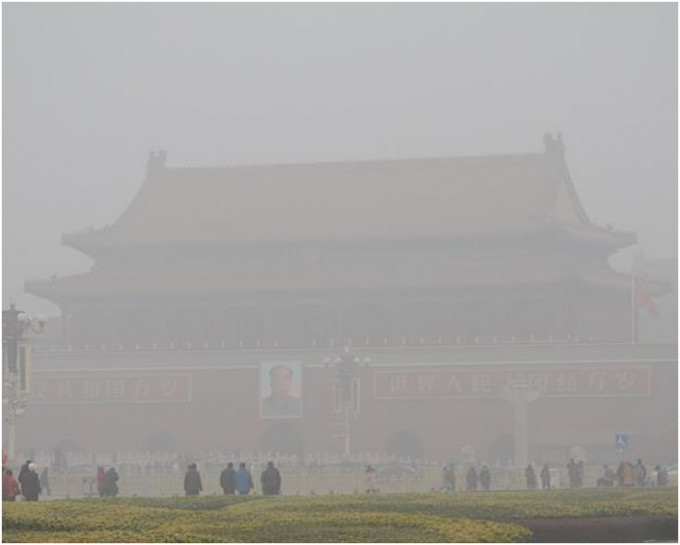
634, 278, 659, 317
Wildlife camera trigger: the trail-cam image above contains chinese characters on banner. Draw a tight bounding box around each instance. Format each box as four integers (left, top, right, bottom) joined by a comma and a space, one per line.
373, 366, 651, 399
31, 372, 192, 404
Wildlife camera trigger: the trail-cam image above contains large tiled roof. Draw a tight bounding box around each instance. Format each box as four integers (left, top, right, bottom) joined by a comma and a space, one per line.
62, 136, 631, 251
28, 137, 641, 301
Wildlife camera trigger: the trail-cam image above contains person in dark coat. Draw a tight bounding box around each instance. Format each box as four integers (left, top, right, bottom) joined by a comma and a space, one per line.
567, 458, 578, 488
220, 462, 236, 495
633, 459, 647, 487
22, 463, 41, 501
103, 467, 119, 497
525, 464, 537, 489
540, 463, 551, 489
17, 460, 31, 494
260, 461, 282, 495
655, 465, 669, 486
183, 463, 202, 496
364, 465, 378, 494
465, 465, 478, 491
597, 465, 615, 487
604, 464, 615, 486
235, 462, 253, 495
479, 465, 491, 491
441, 464, 455, 492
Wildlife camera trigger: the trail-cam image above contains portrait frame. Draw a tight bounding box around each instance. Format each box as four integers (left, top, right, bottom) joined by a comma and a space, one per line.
259, 361, 303, 419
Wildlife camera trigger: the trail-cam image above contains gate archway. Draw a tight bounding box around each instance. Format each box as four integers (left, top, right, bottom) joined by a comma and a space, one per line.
259, 422, 304, 456
384, 431, 424, 460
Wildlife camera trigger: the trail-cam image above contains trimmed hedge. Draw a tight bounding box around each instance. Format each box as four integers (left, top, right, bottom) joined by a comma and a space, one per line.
3, 488, 676, 542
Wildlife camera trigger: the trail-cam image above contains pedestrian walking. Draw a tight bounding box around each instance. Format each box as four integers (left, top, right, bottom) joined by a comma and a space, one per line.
2, 469, 21, 501
220, 462, 236, 495
260, 461, 282, 495
622, 461, 634, 487
525, 464, 537, 490
597, 465, 615, 487
39, 467, 51, 496
567, 458, 578, 488
540, 463, 551, 489
616, 461, 625, 487
104, 467, 119, 497
655, 465, 668, 486
633, 459, 647, 487
364, 465, 378, 494
441, 464, 455, 492
21, 463, 41, 501
465, 465, 478, 491
235, 462, 253, 495
183, 463, 202, 496
17, 460, 31, 495
479, 465, 491, 491
576, 460, 584, 488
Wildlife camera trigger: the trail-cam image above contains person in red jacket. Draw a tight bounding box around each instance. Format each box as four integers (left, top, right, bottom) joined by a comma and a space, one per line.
3, 469, 21, 501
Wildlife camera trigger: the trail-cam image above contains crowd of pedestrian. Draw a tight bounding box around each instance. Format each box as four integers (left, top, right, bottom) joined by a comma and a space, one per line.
166, 455, 674, 496
438, 463, 492, 492
12, 448, 420, 478
590, 459, 656, 488
2, 450, 673, 500
567, 458, 584, 488
184, 460, 281, 496
2, 460, 42, 501
433, 457, 670, 493
96, 466, 120, 497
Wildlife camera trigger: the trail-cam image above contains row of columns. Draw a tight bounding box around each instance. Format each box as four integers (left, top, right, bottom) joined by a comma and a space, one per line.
60, 296, 597, 349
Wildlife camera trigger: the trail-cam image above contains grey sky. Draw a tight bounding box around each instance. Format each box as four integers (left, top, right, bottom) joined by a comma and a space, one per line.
3, 3, 677, 315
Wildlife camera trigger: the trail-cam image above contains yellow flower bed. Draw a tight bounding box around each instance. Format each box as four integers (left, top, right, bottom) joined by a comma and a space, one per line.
3, 488, 676, 543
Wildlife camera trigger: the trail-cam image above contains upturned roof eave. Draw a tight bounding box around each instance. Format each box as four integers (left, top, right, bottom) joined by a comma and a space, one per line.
58, 224, 631, 253
58, 140, 635, 254
560, 224, 637, 250
62, 229, 110, 257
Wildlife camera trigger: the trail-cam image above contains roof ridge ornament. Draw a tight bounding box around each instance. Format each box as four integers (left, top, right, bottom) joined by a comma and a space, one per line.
542, 132, 565, 159
147, 149, 167, 178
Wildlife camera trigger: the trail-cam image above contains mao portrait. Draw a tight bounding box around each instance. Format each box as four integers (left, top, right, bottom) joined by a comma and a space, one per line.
260, 362, 303, 418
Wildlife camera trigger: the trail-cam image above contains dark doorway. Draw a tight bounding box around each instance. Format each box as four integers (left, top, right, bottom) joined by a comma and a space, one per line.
487, 434, 514, 466
259, 422, 304, 456
385, 431, 424, 460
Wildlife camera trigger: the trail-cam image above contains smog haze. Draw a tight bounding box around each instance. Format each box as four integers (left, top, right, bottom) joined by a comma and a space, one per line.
3, 2, 677, 316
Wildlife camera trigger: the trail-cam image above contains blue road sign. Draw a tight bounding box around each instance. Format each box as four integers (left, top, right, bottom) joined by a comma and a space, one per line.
615, 434, 630, 451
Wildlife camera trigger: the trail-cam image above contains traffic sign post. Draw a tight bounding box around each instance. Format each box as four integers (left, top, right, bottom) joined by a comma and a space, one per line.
615, 434, 630, 454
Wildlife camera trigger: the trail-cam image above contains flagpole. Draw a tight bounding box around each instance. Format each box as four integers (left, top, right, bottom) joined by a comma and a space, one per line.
630, 272, 636, 344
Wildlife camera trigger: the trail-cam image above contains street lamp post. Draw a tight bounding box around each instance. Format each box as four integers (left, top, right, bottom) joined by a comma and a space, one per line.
500, 378, 540, 470
324, 346, 371, 459
2, 302, 45, 462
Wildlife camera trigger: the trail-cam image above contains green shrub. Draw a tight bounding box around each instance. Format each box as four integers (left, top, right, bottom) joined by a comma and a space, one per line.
3, 488, 675, 543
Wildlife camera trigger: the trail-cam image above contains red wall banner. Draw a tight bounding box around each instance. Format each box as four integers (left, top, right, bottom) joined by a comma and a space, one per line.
373, 366, 651, 399
31, 372, 192, 404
